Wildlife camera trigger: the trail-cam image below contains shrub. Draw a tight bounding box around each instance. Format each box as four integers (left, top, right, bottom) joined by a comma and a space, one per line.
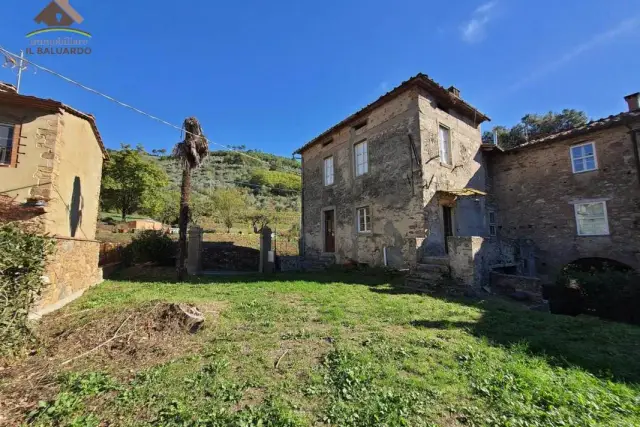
125, 230, 175, 266
0, 223, 54, 355
553, 265, 640, 324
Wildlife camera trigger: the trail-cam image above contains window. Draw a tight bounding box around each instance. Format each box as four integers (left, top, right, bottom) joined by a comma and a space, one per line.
357, 206, 371, 233
570, 142, 597, 173
574, 201, 609, 236
324, 156, 334, 186
354, 141, 368, 176
488, 210, 497, 236
439, 125, 452, 165
0, 124, 15, 166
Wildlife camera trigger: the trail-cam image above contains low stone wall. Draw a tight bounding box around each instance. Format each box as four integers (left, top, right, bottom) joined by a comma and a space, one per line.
201, 242, 259, 271
448, 236, 485, 286
491, 271, 542, 302
278, 256, 302, 272
35, 237, 103, 314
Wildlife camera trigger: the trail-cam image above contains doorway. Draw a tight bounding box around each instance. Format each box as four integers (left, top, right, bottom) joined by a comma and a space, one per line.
443, 206, 454, 253
324, 210, 335, 253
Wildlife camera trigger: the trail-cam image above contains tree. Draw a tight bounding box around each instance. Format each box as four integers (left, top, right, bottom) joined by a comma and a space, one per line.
100, 144, 168, 221
211, 188, 247, 232
173, 117, 209, 282
482, 109, 588, 149
247, 211, 271, 233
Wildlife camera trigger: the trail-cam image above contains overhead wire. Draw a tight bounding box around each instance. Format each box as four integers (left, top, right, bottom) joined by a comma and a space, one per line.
0, 45, 301, 174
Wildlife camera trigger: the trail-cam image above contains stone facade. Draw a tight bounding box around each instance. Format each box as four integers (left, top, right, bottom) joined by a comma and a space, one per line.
488, 124, 640, 282
0, 88, 107, 313
298, 76, 491, 270
36, 237, 103, 314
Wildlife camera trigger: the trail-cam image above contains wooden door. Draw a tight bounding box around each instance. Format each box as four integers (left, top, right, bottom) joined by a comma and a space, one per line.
443, 206, 453, 253
324, 210, 335, 253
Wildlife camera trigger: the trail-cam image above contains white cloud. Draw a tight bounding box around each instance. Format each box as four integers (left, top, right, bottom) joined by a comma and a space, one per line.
461, 1, 497, 43
507, 17, 640, 93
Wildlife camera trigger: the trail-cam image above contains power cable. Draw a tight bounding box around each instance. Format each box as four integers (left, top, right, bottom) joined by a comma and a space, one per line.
0, 46, 299, 172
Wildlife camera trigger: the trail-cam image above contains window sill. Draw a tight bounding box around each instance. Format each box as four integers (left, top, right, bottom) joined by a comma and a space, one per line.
576, 233, 610, 237
572, 168, 599, 175
357, 231, 372, 235
440, 162, 454, 169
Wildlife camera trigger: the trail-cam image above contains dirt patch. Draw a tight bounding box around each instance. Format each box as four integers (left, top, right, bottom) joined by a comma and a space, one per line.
0, 301, 222, 426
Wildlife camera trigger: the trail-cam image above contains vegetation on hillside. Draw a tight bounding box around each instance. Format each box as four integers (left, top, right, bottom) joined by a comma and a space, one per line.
482, 109, 588, 149
100, 146, 301, 233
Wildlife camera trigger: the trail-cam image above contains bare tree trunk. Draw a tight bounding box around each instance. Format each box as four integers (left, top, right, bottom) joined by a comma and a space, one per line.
177, 165, 191, 281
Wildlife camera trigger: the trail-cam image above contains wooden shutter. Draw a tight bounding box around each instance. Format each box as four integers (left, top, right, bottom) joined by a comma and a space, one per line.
10, 123, 21, 167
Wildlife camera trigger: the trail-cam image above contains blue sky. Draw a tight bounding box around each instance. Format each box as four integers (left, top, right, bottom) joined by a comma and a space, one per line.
1, 0, 639, 157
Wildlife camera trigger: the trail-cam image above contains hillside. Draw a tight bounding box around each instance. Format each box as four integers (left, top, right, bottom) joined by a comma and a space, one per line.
154, 149, 301, 211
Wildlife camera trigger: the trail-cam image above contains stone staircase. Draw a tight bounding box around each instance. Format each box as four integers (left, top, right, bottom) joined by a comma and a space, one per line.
301, 254, 336, 272
405, 256, 451, 288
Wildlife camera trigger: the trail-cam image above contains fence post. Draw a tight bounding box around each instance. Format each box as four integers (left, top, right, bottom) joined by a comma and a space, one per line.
260, 226, 274, 273
187, 225, 203, 275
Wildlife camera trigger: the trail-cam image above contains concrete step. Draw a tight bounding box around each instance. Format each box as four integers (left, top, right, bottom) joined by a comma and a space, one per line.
421, 256, 450, 266
416, 263, 450, 274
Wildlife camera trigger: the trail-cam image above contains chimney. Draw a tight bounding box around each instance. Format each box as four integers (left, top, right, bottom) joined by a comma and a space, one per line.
448, 86, 460, 97
624, 92, 640, 111
0, 82, 17, 94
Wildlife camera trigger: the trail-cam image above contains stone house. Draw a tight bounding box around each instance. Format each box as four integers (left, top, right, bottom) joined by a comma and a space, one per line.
295, 74, 502, 284
296, 74, 640, 289
486, 93, 640, 282
0, 83, 107, 313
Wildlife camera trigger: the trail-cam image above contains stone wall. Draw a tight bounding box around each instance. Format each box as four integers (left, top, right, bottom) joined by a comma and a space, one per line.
301, 89, 424, 269
201, 242, 260, 271
488, 125, 640, 282
417, 89, 489, 257
35, 237, 103, 314
278, 256, 302, 272
490, 272, 542, 302
447, 236, 485, 286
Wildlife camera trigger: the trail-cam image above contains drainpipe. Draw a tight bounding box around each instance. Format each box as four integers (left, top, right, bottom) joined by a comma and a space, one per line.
627, 125, 640, 187
383, 246, 388, 267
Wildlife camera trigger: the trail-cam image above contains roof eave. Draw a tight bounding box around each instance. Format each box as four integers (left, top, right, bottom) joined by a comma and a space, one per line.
294, 73, 490, 155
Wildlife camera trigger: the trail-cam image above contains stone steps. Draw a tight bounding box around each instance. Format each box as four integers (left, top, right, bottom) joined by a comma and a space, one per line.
421, 256, 450, 266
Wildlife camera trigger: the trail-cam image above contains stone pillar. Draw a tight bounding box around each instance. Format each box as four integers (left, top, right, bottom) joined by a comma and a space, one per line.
260, 226, 274, 273
187, 226, 203, 275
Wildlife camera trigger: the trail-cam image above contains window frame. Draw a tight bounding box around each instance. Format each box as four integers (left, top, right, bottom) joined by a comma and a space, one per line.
354, 140, 369, 177
488, 210, 497, 237
570, 141, 598, 174
0, 122, 20, 168
438, 124, 452, 166
356, 206, 371, 233
323, 155, 334, 186
574, 201, 610, 236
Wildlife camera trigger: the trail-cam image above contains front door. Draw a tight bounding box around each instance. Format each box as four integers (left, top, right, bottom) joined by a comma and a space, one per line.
324, 210, 335, 253
443, 206, 454, 254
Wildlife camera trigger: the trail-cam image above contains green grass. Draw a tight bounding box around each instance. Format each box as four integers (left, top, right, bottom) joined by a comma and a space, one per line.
10, 272, 640, 426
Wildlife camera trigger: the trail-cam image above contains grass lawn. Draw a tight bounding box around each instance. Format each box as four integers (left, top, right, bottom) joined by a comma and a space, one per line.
2, 270, 639, 426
